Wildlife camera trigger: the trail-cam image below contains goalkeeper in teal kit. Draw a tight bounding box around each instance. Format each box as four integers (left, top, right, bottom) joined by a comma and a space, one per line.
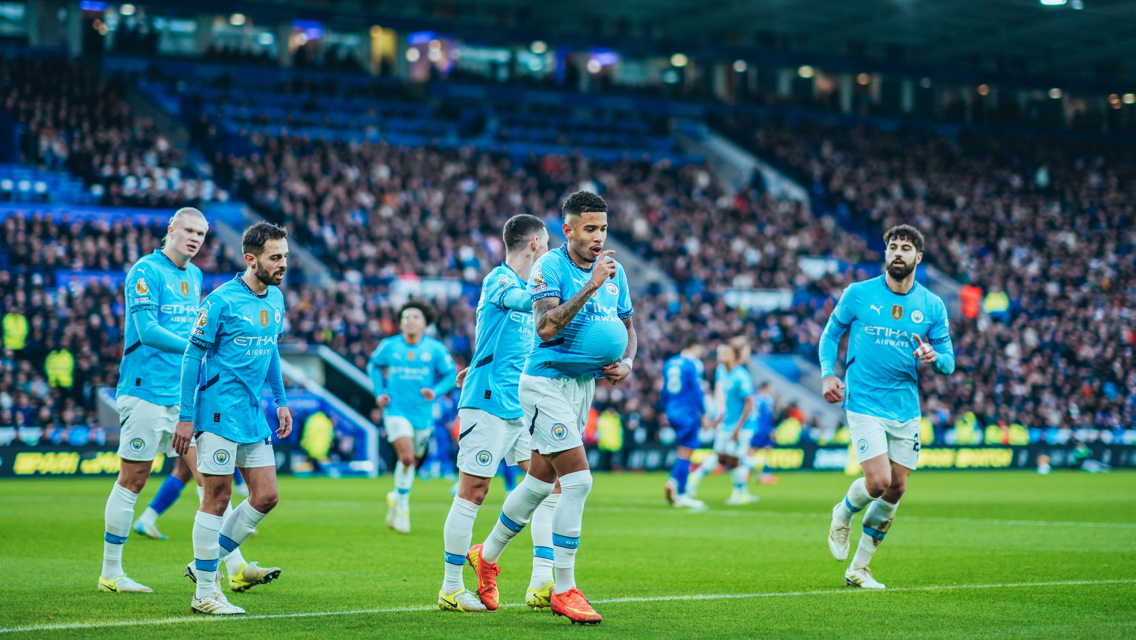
819, 225, 954, 590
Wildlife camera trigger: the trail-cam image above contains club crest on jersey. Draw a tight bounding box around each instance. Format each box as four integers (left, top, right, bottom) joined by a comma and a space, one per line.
891, 305, 903, 321
407, 352, 416, 361
551, 423, 568, 441
260, 310, 269, 327
856, 439, 869, 454
911, 310, 924, 323
475, 450, 493, 466
421, 352, 432, 362
135, 278, 149, 295
181, 281, 189, 296
129, 438, 145, 453
605, 282, 619, 295
275, 308, 282, 323
213, 450, 230, 466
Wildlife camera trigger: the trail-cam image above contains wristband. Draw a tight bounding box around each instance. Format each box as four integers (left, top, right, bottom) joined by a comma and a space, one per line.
620, 358, 634, 370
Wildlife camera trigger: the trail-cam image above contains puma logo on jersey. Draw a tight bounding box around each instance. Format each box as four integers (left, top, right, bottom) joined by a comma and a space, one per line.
870, 305, 883, 315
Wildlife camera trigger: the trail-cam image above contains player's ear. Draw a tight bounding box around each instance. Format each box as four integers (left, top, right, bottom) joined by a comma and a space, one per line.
916, 252, 923, 264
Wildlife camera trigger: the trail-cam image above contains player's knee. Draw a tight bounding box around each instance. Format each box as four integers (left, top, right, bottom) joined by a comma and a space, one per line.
560, 470, 593, 498
253, 490, 279, 513
866, 478, 889, 497
885, 479, 907, 500
398, 452, 416, 468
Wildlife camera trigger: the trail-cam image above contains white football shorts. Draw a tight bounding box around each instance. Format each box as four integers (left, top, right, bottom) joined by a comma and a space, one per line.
713, 427, 754, 459
846, 410, 920, 470
116, 395, 187, 461
195, 431, 275, 475
520, 374, 595, 456
384, 415, 433, 458
456, 408, 531, 476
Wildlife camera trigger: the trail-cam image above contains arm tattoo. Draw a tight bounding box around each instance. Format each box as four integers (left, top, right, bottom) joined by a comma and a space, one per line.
621, 318, 638, 361
534, 286, 596, 339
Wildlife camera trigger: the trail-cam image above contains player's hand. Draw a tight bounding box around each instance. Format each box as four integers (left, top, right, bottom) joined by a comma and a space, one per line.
173, 420, 194, 457
913, 335, 937, 365
276, 406, 293, 439
455, 367, 469, 389
421, 388, 436, 401
700, 415, 714, 431
376, 394, 391, 408
588, 250, 618, 290
601, 361, 631, 384
822, 375, 845, 404
730, 429, 741, 442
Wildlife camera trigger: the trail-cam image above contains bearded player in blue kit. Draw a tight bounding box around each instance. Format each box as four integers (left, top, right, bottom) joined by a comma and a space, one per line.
368, 300, 457, 534
819, 225, 954, 590
437, 214, 556, 613
466, 191, 635, 625
173, 222, 293, 615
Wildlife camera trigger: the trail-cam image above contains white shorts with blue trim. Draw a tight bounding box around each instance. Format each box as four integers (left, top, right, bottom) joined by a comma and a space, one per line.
520, 374, 595, 456
846, 410, 920, 470
195, 431, 275, 476
384, 415, 432, 458
456, 408, 530, 477
116, 395, 184, 461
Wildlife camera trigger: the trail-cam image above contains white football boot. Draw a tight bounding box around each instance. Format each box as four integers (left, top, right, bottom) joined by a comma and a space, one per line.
845, 566, 885, 589
192, 590, 246, 615
828, 504, 851, 562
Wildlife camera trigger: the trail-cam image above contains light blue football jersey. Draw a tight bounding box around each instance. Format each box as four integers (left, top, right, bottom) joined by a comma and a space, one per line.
719, 364, 755, 430
523, 245, 633, 379
368, 335, 456, 429
187, 275, 286, 443
819, 276, 955, 422
661, 355, 705, 418
459, 264, 533, 419
117, 250, 203, 406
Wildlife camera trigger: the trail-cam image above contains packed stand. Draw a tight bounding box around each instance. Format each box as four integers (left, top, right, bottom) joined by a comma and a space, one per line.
0, 56, 227, 208
717, 113, 1136, 434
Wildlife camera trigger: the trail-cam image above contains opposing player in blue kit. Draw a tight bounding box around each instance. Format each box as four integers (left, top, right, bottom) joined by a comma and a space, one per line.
661, 336, 709, 509
368, 301, 457, 534
468, 192, 636, 625
99, 208, 208, 594
820, 224, 954, 589
437, 214, 555, 613
173, 222, 293, 615
742, 382, 779, 486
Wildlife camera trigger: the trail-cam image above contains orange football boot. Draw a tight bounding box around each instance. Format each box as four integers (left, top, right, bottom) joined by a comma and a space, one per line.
466, 544, 501, 611
551, 587, 602, 625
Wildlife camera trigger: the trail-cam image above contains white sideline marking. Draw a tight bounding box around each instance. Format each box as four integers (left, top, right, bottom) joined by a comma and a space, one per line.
3, 579, 1133, 634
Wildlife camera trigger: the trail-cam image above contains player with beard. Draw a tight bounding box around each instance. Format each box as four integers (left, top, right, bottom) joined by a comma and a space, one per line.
174, 222, 292, 615
819, 225, 954, 589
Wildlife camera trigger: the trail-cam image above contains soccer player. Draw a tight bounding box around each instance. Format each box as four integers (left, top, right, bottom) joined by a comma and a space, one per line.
820, 224, 954, 589
99, 208, 207, 594
368, 300, 457, 534
687, 338, 758, 504
743, 382, 779, 485
438, 214, 552, 613
661, 335, 709, 509
173, 222, 293, 615
466, 191, 635, 625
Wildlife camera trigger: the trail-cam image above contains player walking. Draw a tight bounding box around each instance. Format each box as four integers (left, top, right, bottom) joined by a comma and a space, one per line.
467, 192, 635, 625
661, 336, 708, 509
368, 301, 457, 534
820, 225, 954, 589
743, 382, 778, 485
689, 339, 757, 504
438, 214, 553, 613
173, 222, 293, 615
99, 208, 208, 594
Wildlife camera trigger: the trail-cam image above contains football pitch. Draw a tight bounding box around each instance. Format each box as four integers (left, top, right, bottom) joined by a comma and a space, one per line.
1, 470, 1134, 639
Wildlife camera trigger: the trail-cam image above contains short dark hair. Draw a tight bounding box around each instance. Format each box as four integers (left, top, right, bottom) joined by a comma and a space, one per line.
561, 191, 607, 222
399, 299, 436, 326
681, 334, 700, 351
883, 224, 924, 254
242, 222, 289, 257
503, 214, 546, 252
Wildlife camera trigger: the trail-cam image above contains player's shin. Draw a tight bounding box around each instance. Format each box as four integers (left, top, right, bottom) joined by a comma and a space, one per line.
443, 497, 479, 593
103, 483, 139, 578
731, 464, 750, 493
687, 453, 717, 493
851, 498, 899, 569
835, 477, 874, 526
670, 458, 691, 495
530, 492, 558, 588
139, 474, 185, 527
394, 461, 416, 506
552, 470, 592, 594
483, 474, 554, 563
192, 511, 224, 598
219, 500, 264, 574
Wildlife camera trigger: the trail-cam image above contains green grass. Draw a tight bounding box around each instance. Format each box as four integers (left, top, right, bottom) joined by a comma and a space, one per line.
1, 470, 1134, 639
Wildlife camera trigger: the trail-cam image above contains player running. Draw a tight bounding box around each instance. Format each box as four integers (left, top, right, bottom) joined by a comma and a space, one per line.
661, 335, 709, 509
687, 337, 758, 504
99, 208, 207, 594
173, 222, 293, 615
467, 191, 635, 625
368, 301, 457, 534
820, 224, 954, 590
438, 214, 554, 613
